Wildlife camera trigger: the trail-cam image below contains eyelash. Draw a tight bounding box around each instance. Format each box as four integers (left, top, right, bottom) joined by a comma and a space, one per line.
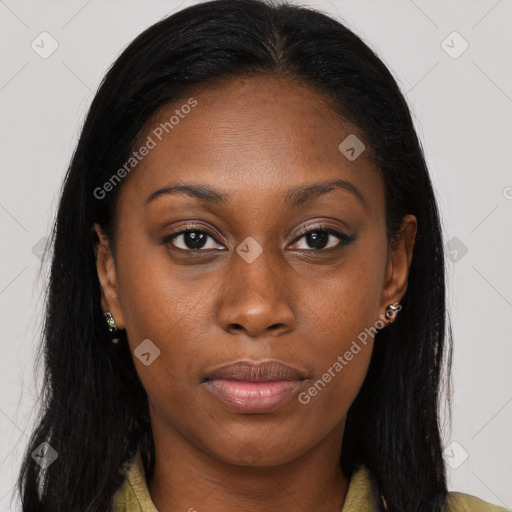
293, 225, 354, 250
162, 224, 355, 253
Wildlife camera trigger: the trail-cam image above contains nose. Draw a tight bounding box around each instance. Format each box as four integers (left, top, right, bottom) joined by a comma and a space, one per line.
216, 247, 296, 338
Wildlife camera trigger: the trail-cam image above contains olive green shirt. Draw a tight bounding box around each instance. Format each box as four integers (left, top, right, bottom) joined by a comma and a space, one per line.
112, 449, 509, 511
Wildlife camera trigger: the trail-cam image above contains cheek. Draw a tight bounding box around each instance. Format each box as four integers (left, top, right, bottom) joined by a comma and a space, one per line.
115, 236, 206, 344
114, 236, 222, 393
300, 252, 385, 352
294, 247, 386, 409
294, 287, 377, 431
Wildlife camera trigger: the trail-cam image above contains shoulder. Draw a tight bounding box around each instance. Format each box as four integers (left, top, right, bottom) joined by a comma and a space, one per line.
445, 491, 510, 512
112, 449, 159, 512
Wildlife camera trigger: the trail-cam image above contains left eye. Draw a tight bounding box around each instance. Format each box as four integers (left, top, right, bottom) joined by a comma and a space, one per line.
289, 228, 352, 250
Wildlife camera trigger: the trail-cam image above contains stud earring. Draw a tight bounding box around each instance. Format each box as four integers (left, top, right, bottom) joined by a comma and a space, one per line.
385, 303, 400, 324
104, 312, 120, 343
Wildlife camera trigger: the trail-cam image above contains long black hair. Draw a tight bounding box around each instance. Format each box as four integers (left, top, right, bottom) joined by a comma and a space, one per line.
16, 1, 452, 510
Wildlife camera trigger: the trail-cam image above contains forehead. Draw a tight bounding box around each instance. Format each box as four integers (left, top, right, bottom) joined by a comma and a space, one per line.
119, 74, 384, 217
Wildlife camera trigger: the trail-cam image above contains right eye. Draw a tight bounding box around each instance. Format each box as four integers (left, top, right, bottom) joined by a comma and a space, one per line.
163, 227, 225, 252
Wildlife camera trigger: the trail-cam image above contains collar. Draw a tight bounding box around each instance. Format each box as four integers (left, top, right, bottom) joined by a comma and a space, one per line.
112, 448, 382, 511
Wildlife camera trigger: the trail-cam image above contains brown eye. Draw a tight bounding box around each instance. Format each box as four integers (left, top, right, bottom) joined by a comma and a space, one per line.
289, 228, 355, 251
163, 228, 225, 251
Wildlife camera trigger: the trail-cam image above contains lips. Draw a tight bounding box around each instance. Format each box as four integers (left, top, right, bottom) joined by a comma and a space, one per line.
204, 360, 307, 382
202, 360, 307, 413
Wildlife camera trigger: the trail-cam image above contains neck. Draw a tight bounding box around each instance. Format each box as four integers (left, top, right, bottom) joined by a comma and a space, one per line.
147, 418, 350, 512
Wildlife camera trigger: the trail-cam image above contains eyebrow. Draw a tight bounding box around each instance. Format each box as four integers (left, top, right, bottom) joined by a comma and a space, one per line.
145, 179, 366, 208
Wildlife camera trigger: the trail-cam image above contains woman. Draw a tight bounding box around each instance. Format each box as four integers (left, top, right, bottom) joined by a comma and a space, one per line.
16, 0, 507, 511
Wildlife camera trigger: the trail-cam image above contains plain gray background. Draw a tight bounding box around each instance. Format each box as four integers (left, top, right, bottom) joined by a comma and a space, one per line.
0, 0, 511, 510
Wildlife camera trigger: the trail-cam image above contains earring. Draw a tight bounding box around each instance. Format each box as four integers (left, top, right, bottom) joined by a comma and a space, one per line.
385, 303, 400, 324
104, 312, 120, 343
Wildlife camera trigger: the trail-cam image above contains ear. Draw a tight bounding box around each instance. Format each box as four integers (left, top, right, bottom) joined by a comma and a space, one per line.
379, 214, 417, 324
91, 222, 125, 330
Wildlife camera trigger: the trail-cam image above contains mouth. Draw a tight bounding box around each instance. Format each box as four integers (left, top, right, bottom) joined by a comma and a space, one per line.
202, 360, 307, 414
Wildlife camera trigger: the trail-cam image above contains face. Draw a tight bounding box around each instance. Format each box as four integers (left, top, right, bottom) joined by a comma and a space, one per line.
93, 74, 416, 467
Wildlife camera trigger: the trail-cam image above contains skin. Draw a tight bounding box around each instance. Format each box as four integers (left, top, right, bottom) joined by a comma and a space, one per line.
93, 74, 416, 512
